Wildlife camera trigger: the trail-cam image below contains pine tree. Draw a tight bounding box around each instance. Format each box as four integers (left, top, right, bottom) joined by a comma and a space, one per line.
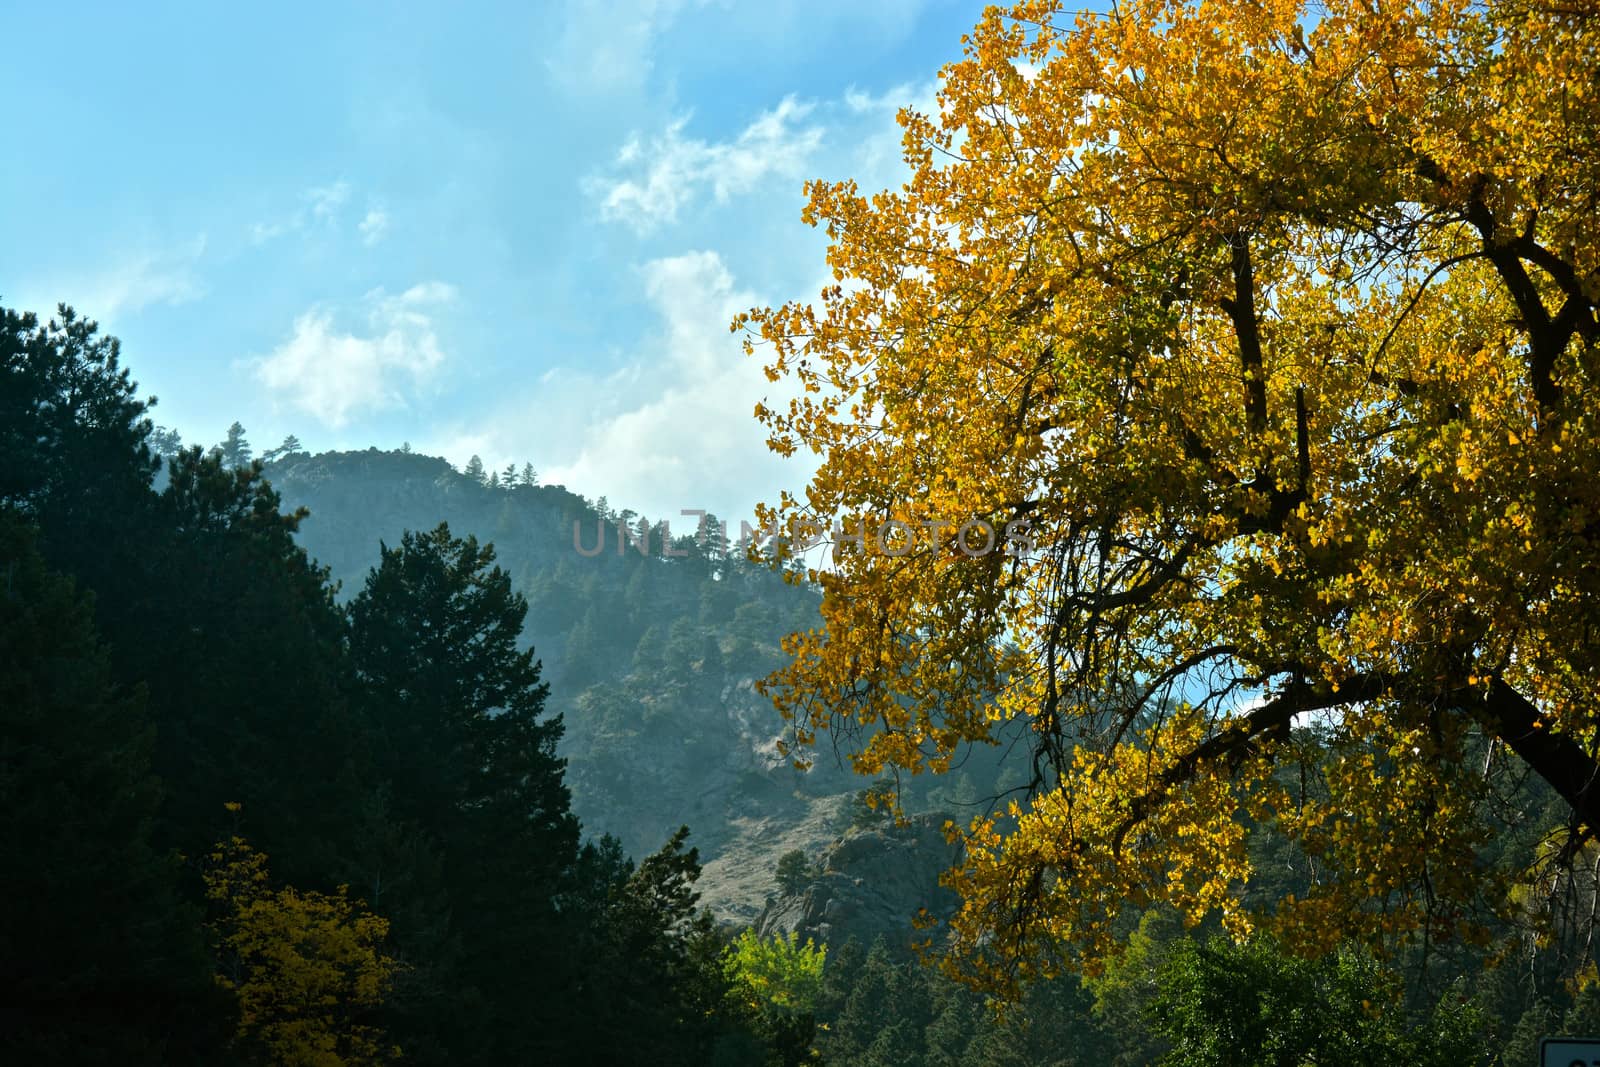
576, 827, 736, 1066
0, 511, 222, 1061
149, 425, 184, 458
462, 454, 486, 484
218, 421, 251, 468
259, 434, 302, 463
0, 303, 159, 520
145, 447, 361, 883
348, 523, 581, 1062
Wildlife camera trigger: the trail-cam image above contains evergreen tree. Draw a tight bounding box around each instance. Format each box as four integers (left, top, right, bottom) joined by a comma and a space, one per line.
1151, 936, 1489, 1067
463, 454, 486, 484
348, 523, 580, 1063
520, 462, 537, 486
575, 827, 740, 1067
1, 303, 362, 882
259, 434, 302, 463
0, 511, 224, 1062
775, 849, 816, 897
218, 421, 251, 468
149, 425, 184, 458
698, 512, 729, 569
821, 938, 931, 1067
0, 303, 159, 530
143, 447, 362, 881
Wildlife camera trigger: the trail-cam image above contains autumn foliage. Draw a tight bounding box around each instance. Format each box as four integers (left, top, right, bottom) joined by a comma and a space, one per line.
206, 826, 400, 1065
740, 0, 1600, 991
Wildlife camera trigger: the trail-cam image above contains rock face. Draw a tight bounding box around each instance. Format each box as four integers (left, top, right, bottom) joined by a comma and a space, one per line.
753, 814, 962, 950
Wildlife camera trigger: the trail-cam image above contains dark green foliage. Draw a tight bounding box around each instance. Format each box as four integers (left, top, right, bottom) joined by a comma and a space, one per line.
0, 512, 227, 1062
347, 522, 580, 1062
575, 827, 738, 1066
0, 304, 159, 516
349, 523, 564, 831
143, 447, 362, 882
777, 849, 818, 896
802, 926, 1489, 1067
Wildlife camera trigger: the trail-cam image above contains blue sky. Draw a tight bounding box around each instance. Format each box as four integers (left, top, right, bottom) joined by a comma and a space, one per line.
1, 0, 983, 523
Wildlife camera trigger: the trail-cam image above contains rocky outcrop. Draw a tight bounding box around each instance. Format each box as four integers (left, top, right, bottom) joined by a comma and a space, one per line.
753, 814, 962, 950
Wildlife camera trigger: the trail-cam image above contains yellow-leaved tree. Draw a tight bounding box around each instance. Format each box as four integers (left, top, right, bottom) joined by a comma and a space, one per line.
206, 824, 401, 1065
738, 0, 1599, 993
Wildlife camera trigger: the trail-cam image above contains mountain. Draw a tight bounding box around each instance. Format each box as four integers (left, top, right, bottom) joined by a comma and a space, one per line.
260, 448, 901, 920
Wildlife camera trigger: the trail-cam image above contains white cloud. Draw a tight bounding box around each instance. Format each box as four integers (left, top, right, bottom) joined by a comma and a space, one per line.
252, 282, 456, 429
307, 181, 351, 221
420, 78, 941, 517
358, 207, 390, 246
588, 96, 825, 233
249, 181, 366, 245
16, 233, 210, 321
423, 251, 809, 524
545, 0, 710, 94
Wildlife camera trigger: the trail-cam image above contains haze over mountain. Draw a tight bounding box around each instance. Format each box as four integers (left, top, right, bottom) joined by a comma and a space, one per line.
256, 443, 1023, 929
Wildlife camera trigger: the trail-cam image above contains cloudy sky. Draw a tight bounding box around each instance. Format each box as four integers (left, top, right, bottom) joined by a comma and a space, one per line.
0, 0, 982, 523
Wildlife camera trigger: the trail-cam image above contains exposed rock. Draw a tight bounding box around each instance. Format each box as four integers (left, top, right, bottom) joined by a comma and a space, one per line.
697, 794, 854, 926
752, 813, 962, 951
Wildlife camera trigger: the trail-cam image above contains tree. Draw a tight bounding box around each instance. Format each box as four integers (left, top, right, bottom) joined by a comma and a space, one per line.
462, 454, 486, 484
1149, 935, 1486, 1067
143, 446, 360, 883
347, 523, 580, 1061
821, 937, 930, 1067
723, 930, 827, 1067
0, 303, 159, 520
260, 434, 302, 463
0, 511, 222, 1061
521, 462, 538, 487
218, 421, 252, 468
349, 522, 570, 836
739, 0, 1600, 990
205, 826, 400, 1065
775, 849, 817, 897
553, 826, 775, 1067
150, 424, 184, 458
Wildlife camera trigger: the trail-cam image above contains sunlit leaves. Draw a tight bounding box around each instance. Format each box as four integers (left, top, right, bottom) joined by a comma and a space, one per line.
741, 0, 1600, 991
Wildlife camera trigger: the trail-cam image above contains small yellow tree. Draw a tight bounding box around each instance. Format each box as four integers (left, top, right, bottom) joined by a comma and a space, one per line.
205, 823, 400, 1065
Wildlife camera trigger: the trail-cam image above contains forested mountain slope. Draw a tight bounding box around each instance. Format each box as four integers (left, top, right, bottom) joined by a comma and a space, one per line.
261, 446, 988, 922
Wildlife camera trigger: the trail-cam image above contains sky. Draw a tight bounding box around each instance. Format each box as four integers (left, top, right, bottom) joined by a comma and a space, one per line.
0, 0, 985, 525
